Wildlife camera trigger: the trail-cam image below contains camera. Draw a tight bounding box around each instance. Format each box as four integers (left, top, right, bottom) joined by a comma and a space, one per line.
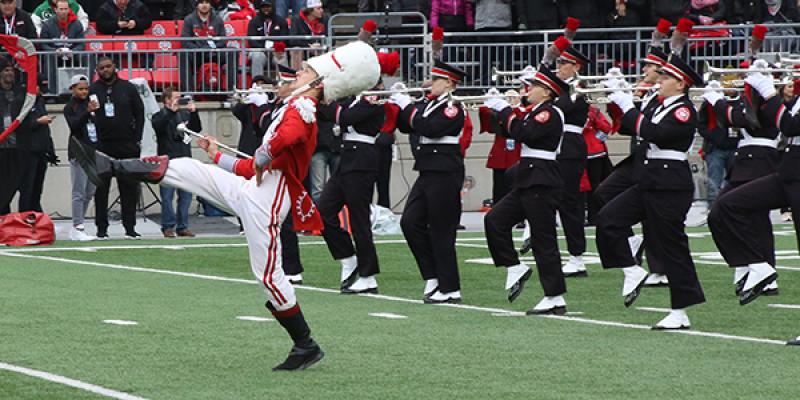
178, 96, 191, 106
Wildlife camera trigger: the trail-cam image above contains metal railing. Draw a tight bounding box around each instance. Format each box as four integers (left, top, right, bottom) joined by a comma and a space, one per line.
21, 20, 800, 97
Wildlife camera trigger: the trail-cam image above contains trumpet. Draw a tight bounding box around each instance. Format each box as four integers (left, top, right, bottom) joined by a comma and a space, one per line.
577, 73, 640, 81
491, 66, 538, 83
702, 61, 800, 81
231, 85, 279, 102
448, 93, 521, 109
361, 87, 430, 104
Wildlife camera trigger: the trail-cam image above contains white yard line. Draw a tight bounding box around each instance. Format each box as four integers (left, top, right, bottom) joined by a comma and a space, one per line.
636, 307, 672, 313
368, 312, 408, 319
0, 361, 148, 400
767, 304, 800, 310
0, 252, 787, 347
236, 316, 274, 322
102, 320, 138, 326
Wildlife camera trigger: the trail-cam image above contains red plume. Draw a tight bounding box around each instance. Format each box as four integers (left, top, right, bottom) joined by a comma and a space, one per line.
432, 27, 444, 41
739, 60, 750, 69
670, 18, 694, 55
565, 17, 580, 40
749, 24, 767, 55
651, 18, 672, 48
377, 51, 400, 76
273, 41, 286, 53
432, 27, 444, 60
362, 19, 378, 33
542, 36, 571, 66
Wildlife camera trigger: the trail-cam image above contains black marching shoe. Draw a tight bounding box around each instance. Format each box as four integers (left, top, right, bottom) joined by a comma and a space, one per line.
70, 137, 169, 186
734, 273, 748, 297
787, 336, 800, 346
518, 238, 532, 255
739, 273, 778, 305
273, 340, 325, 371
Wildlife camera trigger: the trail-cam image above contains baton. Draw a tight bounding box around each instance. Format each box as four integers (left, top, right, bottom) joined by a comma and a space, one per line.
177, 123, 252, 159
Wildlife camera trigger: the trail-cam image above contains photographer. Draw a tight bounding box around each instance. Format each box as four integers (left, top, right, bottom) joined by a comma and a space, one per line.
151, 86, 201, 238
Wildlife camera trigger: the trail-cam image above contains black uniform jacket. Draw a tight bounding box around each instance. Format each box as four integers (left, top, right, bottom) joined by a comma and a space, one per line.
398, 93, 465, 173
776, 103, 800, 182
324, 96, 384, 174
713, 95, 783, 183
620, 94, 697, 191
615, 87, 662, 173
498, 100, 563, 189
553, 80, 588, 160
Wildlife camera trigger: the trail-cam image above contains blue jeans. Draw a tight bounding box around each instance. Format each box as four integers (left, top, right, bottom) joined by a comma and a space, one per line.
160, 185, 192, 232
274, 0, 307, 19
705, 148, 736, 205
309, 151, 340, 203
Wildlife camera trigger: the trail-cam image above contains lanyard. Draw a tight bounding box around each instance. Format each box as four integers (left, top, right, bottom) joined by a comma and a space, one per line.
4, 14, 14, 35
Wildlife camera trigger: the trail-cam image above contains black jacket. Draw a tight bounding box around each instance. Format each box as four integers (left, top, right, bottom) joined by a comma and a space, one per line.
397, 93, 465, 173
0, 9, 37, 39
0, 85, 24, 149
558, 0, 615, 32
95, 0, 152, 35
712, 96, 782, 184
498, 100, 563, 189
315, 102, 341, 154
233, 101, 268, 156
698, 100, 739, 153
247, 10, 288, 49
89, 76, 145, 145
325, 96, 384, 174
620, 94, 697, 191
64, 96, 98, 159
17, 95, 53, 154
289, 12, 327, 47
554, 85, 589, 160
608, 0, 651, 39
777, 110, 800, 182
651, 0, 689, 25
151, 107, 201, 159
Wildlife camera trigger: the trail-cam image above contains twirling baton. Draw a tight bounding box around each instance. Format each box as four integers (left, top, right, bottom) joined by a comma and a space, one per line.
176, 123, 252, 159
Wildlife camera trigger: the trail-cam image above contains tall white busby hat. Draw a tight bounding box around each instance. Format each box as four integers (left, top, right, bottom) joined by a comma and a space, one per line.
305, 40, 381, 103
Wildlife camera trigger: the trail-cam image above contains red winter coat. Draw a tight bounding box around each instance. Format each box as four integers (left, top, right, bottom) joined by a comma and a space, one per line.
583, 105, 613, 159
482, 105, 525, 169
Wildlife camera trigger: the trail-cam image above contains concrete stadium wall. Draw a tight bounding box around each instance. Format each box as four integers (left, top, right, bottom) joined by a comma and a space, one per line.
15, 103, 648, 220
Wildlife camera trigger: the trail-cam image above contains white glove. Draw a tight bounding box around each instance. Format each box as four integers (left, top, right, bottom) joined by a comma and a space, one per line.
254, 144, 272, 168
484, 97, 509, 112
264, 40, 274, 50
246, 91, 268, 106
390, 81, 408, 92
388, 92, 411, 109
702, 81, 723, 105
601, 78, 622, 89
745, 72, 776, 98
605, 67, 623, 79
608, 90, 634, 113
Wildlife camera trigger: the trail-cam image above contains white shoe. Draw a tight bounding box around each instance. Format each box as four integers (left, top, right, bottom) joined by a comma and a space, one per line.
562, 255, 587, 277
423, 278, 439, 297
643, 273, 668, 287
69, 226, 96, 242
764, 281, 779, 296
653, 309, 691, 330
505, 264, 531, 290
621, 265, 648, 307
742, 262, 777, 292
686, 212, 708, 228
526, 295, 567, 315
286, 274, 303, 284
339, 255, 358, 287
782, 211, 793, 222
424, 290, 461, 304
342, 275, 378, 294
733, 266, 749, 285
628, 235, 643, 258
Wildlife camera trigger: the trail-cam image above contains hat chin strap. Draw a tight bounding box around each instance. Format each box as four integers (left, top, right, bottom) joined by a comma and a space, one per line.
286, 76, 324, 101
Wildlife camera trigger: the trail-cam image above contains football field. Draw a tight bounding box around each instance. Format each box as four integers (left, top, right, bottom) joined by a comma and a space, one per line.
1, 226, 799, 399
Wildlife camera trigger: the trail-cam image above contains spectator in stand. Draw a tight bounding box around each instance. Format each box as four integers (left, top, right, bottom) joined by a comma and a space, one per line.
95, 0, 152, 35
430, 0, 472, 32
38, 0, 85, 94
514, 0, 558, 30
173, 0, 193, 19
697, 94, 738, 213
0, 59, 25, 215
248, 0, 288, 78
64, 74, 98, 241
17, 74, 57, 213
475, 0, 511, 85
76, 0, 101, 20
141, 0, 178, 19
582, 104, 613, 226
688, 0, 727, 25
226, 0, 255, 20
289, 0, 326, 71
180, 0, 236, 92
558, 1, 615, 40
274, 0, 304, 19
31, 0, 87, 33
651, 0, 690, 24
90, 56, 145, 239
608, 0, 650, 70
151, 86, 200, 238
726, 0, 761, 23
0, 0, 37, 38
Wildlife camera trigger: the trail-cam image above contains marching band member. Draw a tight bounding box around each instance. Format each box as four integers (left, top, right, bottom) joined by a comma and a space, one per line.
391, 60, 469, 304
704, 60, 783, 297
71, 41, 381, 371
598, 54, 705, 329
708, 65, 790, 305
552, 46, 591, 278
481, 90, 523, 206
317, 85, 385, 294
598, 48, 671, 288
483, 67, 570, 313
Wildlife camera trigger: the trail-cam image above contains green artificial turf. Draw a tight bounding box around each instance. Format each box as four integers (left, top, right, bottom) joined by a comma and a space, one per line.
1, 226, 798, 399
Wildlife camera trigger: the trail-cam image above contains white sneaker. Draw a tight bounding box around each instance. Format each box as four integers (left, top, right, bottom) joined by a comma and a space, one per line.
526, 295, 567, 315
562, 255, 587, 277
686, 212, 708, 228
622, 265, 648, 307
643, 273, 668, 287
653, 309, 691, 330
505, 264, 531, 290
424, 290, 461, 304
286, 274, 303, 284
69, 226, 96, 242
423, 278, 439, 297
628, 235, 643, 258
342, 275, 378, 294
339, 255, 358, 287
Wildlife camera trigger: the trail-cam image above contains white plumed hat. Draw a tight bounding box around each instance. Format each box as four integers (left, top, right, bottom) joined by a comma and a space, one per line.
305, 40, 380, 104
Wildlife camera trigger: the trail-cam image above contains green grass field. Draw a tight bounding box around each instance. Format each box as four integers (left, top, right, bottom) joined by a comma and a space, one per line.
1, 226, 799, 399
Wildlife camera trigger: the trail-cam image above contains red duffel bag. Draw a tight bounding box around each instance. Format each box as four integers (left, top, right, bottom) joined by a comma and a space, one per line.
0, 212, 55, 246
